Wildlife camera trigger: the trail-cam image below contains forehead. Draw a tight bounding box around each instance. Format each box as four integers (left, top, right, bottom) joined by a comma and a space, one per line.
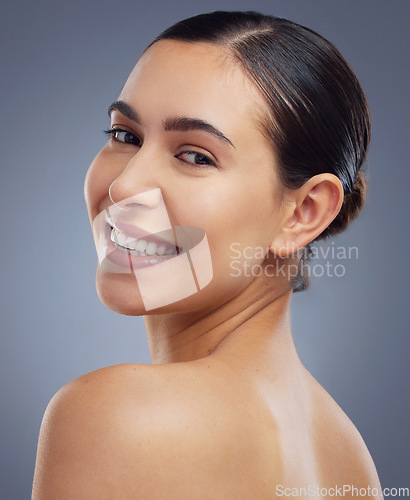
118, 40, 264, 133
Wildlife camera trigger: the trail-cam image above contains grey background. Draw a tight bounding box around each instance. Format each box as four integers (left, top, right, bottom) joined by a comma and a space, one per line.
1, 0, 409, 497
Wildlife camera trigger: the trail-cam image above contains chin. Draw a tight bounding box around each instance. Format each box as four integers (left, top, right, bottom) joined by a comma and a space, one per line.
96, 268, 145, 316
95, 267, 203, 316
94, 259, 246, 317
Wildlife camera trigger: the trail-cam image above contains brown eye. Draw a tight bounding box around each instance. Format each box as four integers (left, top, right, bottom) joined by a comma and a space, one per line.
177, 151, 215, 167
104, 128, 141, 146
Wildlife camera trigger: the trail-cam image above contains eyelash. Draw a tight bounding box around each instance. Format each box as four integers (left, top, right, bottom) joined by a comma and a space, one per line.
103, 127, 217, 168
103, 128, 141, 146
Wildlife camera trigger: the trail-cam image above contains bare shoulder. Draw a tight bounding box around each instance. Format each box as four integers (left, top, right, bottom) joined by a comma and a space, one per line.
307, 372, 383, 495
32, 361, 267, 499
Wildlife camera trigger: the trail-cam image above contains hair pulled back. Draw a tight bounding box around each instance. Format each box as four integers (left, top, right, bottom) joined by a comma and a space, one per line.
147, 11, 371, 291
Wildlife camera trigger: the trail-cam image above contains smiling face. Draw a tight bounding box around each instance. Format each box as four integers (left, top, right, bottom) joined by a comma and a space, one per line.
84, 40, 287, 315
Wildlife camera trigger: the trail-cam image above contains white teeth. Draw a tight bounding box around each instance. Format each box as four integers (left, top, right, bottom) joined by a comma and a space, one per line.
136, 239, 147, 252
117, 232, 127, 246
128, 238, 138, 250
124, 235, 136, 249
110, 228, 137, 250
110, 228, 117, 244
146, 241, 157, 255
157, 245, 166, 256
110, 226, 179, 257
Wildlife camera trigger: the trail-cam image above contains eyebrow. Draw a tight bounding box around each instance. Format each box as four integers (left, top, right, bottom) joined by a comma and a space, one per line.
107, 100, 235, 148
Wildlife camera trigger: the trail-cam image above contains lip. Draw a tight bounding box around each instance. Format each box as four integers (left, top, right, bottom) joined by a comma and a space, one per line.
107, 218, 177, 248
101, 222, 180, 271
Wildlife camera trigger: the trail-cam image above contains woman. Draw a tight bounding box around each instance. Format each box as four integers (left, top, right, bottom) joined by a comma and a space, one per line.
33, 11, 383, 498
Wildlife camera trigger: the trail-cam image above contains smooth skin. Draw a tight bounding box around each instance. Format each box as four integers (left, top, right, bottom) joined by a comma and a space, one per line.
32, 41, 382, 499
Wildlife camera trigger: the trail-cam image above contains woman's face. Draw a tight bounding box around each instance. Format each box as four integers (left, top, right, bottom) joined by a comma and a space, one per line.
85, 40, 286, 315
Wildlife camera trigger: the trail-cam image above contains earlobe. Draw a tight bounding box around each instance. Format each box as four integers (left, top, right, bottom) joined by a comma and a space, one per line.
269, 173, 344, 256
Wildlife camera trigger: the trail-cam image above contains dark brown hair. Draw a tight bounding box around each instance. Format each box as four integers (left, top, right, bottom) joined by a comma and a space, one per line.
147, 11, 371, 291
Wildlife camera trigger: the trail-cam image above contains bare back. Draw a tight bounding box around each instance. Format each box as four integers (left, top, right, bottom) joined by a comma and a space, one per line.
181, 358, 384, 498
33, 361, 383, 499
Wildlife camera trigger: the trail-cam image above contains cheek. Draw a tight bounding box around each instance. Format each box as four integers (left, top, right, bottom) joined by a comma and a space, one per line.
166, 179, 278, 277
85, 152, 104, 220
84, 149, 119, 221
170, 180, 276, 241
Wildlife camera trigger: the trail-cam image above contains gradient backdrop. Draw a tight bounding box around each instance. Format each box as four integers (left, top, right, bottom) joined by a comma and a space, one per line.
1, 0, 409, 497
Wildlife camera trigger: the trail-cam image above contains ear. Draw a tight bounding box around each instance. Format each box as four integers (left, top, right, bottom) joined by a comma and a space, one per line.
270, 173, 344, 257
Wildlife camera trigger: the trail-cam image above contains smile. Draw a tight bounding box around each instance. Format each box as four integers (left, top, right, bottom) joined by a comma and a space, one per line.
110, 226, 180, 257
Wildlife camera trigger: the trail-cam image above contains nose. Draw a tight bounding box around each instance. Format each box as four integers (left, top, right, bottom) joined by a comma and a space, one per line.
106, 151, 172, 236
108, 151, 162, 210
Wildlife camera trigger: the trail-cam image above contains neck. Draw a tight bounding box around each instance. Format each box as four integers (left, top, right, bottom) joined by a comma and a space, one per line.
143, 279, 300, 372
